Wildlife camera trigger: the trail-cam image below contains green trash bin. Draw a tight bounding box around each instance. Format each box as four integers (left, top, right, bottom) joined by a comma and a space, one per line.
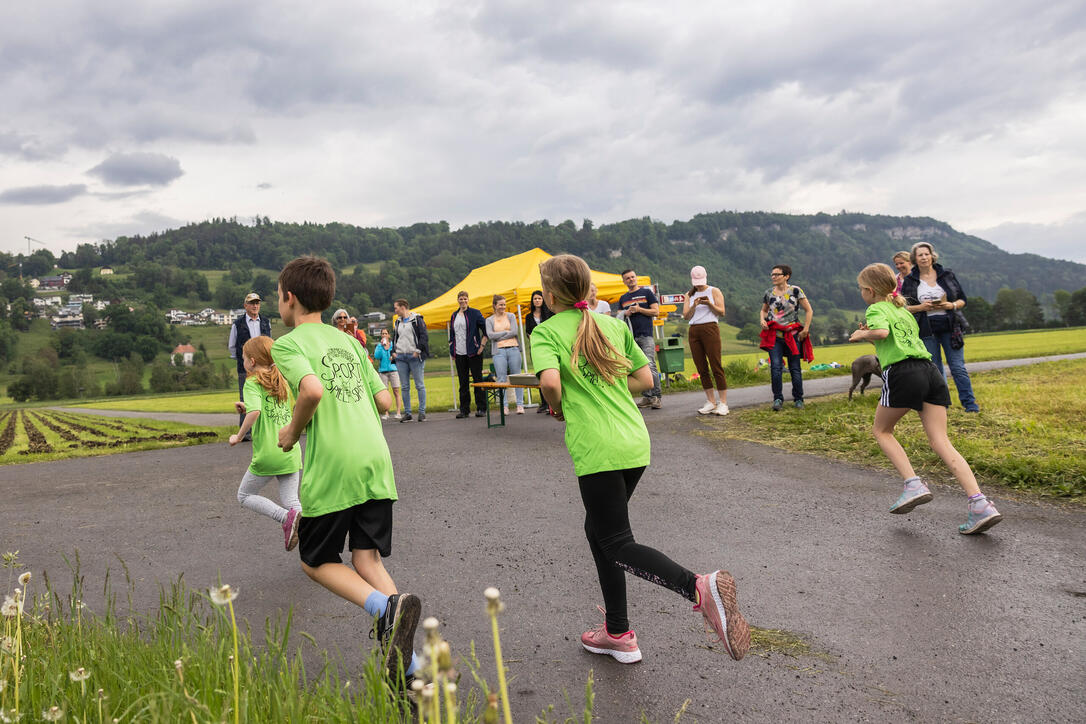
656, 338, 685, 387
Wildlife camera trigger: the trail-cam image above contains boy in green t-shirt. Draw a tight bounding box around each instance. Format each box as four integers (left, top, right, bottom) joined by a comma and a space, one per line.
271, 256, 421, 679
850, 263, 1001, 534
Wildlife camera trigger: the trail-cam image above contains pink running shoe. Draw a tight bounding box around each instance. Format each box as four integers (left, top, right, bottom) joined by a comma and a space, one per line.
283, 509, 301, 551
693, 570, 750, 661
581, 623, 642, 664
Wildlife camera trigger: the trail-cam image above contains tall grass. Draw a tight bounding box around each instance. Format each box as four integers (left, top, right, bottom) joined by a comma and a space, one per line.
1, 556, 605, 724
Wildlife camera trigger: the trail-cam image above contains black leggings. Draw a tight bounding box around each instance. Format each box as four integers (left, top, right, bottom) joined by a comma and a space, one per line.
579, 466, 698, 634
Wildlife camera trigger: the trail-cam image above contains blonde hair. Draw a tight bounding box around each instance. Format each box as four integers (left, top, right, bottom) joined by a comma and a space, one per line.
857, 263, 906, 308
242, 336, 289, 402
909, 241, 938, 265
892, 250, 911, 263
538, 254, 630, 385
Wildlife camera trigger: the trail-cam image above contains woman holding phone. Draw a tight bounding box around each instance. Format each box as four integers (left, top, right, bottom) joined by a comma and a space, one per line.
682, 265, 729, 415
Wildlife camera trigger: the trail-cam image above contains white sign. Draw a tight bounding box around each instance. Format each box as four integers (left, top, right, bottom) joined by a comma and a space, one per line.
660, 294, 686, 304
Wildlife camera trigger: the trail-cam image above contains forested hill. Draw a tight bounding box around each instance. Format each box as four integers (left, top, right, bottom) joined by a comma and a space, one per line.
54, 210, 1086, 313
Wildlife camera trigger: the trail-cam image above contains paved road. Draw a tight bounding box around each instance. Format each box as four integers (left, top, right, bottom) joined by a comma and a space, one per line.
6, 353, 1083, 721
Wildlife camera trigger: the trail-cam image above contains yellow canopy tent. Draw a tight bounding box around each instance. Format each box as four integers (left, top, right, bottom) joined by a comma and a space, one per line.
411, 248, 651, 408
412, 247, 650, 328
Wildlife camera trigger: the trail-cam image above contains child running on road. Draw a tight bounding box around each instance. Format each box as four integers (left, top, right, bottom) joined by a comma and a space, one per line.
849, 263, 1002, 534
271, 256, 422, 679
531, 253, 751, 664
229, 335, 303, 551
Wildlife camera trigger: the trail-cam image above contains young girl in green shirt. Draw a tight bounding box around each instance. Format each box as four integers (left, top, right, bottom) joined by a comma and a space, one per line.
229, 335, 303, 550
849, 263, 1001, 534
531, 254, 751, 664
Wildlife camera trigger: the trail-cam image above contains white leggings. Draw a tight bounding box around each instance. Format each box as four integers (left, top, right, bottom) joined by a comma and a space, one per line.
237, 470, 301, 523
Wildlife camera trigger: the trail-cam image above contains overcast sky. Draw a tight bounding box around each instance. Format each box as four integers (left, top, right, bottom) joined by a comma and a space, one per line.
1, 1, 1084, 263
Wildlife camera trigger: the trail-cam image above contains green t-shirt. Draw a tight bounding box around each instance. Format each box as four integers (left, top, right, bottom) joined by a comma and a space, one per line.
271, 323, 396, 517
242, 377, 302, 477
530, 310, 651, 476
865, 301, 932, 367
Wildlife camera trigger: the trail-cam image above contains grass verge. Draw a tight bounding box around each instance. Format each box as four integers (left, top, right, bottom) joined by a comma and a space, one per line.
702, 359, 1086, 501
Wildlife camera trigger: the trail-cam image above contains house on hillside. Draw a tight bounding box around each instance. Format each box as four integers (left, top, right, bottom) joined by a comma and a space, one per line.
37, 274, 72, 290
171, 344, 197, 366
100, 267, 113, 275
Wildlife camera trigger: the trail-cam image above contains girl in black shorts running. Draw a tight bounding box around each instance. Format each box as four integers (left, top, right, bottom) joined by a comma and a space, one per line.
849, 263, 1002, 535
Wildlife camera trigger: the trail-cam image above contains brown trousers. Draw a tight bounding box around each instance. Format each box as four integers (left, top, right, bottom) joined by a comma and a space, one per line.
688, 322, 727, 391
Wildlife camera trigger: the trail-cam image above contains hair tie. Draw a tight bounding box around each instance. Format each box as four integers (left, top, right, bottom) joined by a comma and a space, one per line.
574, 300, 588, 310
891, 291, 899, 298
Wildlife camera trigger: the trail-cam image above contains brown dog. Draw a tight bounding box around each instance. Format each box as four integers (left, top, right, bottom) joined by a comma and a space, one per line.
849, 354, 883, 399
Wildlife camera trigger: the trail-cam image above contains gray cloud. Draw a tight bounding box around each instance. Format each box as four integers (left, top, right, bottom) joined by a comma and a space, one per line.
257, 182, 272, 189
87, 152, 184, 187
971, 211, 1086, 264
0, 184, 87, 205
66, 210, 188, 242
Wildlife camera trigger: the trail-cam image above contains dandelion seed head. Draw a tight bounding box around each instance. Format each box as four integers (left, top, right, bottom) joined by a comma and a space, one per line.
0, 597, 17, 618
97, 689, 105, 700
69, 667, 91, 682
41, 706, 64, 722
422, 616, 439, 632
174, 659, 183, 670
483, 587, 500, 601
17, 572, 30, 586
209, 584, 238, 605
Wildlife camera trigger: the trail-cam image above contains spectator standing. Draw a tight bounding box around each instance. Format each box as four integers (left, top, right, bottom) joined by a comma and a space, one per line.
587, 283, 611, 315
682, 265, 729, 416
759, 265, 813, 410
892, 251, 913, 295
618, 269, 662, 409
486, 294, 525, 414
524, 289, 554, 413
449, 291, 489, 419
228, 292, 271, 438
900, 242, 979, 412
392, 298, 430, 422
373, 328, 404, 420
332, 308, 368, 351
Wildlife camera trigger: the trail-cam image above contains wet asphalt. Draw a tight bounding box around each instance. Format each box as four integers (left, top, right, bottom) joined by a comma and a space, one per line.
5, 353, 1085, 722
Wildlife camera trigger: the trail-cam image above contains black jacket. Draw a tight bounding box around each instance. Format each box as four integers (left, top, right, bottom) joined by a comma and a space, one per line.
232, 314, 271, 374
900, 263, 967, 338
392, 313, 430, 360
524, 307, 553, 338
448, 307, 487, 356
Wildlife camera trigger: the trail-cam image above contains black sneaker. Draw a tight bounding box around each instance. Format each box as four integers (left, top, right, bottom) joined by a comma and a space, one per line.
772, 399, 783, 411
456, 412, 469, 419
400, 413, 413, 422
474, 410, 485, 417
373, 593, 421, 678
417, 413, 426, 422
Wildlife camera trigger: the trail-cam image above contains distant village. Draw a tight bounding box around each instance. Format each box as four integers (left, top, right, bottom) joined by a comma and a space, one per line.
27, 271, 243, 330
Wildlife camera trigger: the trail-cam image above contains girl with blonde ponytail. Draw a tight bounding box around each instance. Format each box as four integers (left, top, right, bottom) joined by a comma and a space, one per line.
531, 254, 751, 666
850, 263, 1002, 534
229, 335, 303, 551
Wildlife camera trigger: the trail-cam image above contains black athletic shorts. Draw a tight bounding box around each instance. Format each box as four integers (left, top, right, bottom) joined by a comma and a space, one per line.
879, 357, 952, 411
298, 499, 394, 567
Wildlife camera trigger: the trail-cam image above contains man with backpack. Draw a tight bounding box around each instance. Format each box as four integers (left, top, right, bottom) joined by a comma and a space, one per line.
392, 298, 431, 422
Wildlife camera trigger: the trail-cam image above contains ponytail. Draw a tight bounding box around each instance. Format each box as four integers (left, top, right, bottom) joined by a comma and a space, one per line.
242, 336, 290, 403
857, 263, 906, 307
540, 255, 631, 385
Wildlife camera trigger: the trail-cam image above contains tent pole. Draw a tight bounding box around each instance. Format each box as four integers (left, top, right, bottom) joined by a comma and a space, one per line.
448, 324, 459, 412
518, 301, 536, 408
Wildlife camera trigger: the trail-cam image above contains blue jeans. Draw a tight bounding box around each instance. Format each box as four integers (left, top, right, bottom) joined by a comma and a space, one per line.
492, 346, 524, 405
634, 336, 661, 398
395, 356, 426, 414
768, 337, 803, 402
922, 329, 977, 410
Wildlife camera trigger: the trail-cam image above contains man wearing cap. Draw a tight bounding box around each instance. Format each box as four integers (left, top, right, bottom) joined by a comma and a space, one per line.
228, 292, 272, 438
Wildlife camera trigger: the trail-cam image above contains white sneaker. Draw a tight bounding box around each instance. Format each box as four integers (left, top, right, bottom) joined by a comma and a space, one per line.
394, 412, 403, 420
712, 402, 730, 416
382, 413, 389, 420
697, 401, 716, 415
